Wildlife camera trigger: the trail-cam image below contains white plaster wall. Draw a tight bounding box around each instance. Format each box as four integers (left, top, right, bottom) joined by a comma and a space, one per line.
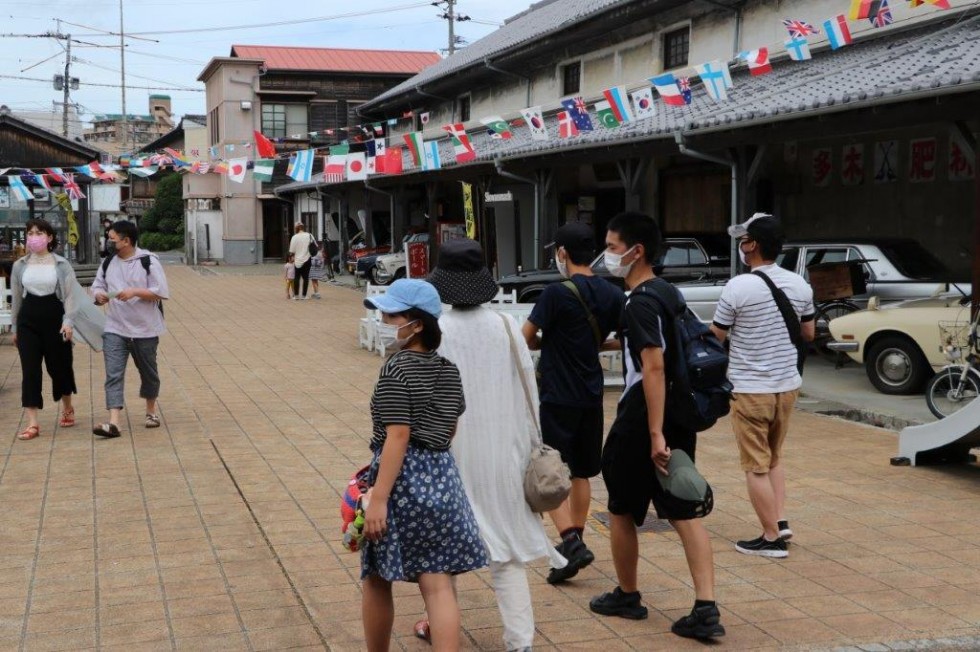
188, 209, 223, 261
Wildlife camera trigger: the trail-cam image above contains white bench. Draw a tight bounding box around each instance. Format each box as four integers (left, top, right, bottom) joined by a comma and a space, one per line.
0, 278, 12, 334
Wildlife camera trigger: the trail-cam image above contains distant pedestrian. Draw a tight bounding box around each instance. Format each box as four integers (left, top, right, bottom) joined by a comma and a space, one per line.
309, 244, 326, 299
10, 219, 81, 440
91, 220, 170, 438
360, 279, 487, 652
288, 222, 316, 300
284, 253, 296, 300
710, 213, 814, 558
13, 240, 26, 259
430, 238, 566, 651
522, 222, 624, 584
591, 212, 724, 640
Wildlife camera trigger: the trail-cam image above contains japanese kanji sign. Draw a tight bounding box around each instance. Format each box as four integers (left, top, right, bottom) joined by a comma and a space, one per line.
841, 144, 864, 186
812, 148, 833, 187
948, 136, 975, 181
874, 141, 898, 183
908, 138, 937, 183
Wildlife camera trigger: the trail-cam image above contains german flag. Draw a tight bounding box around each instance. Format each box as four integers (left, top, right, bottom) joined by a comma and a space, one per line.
849, 0, 883, 19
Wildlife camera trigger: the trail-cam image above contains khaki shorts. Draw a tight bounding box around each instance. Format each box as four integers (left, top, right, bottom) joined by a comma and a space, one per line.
731, 390, 799, 473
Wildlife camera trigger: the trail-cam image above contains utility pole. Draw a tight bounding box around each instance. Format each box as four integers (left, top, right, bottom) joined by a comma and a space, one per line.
433, 0, 469, 55
119, 0, 127, 153
63, 35, 71, 137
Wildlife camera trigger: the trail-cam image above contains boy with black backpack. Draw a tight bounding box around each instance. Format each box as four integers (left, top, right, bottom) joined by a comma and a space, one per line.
590, 212, 726, 640
91, 220, 169, 438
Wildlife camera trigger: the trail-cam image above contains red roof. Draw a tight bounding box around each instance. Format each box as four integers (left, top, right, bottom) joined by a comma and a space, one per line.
231, 45, 441, 74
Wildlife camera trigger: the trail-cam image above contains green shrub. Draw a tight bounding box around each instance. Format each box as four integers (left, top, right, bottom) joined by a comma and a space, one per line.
140, 173, 184, 248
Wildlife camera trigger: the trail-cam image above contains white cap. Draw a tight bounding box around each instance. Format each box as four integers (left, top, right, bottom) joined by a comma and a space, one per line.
727, 212, 773, 239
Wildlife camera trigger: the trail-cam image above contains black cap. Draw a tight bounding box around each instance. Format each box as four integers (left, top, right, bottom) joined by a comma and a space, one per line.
549, 222, 595, 257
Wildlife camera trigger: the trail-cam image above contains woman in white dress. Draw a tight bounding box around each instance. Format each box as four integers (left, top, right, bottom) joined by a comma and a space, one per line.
427, 238, 565, 652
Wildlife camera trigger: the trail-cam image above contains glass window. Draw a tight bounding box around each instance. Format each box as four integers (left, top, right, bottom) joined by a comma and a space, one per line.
663, 244, 691, 266
562, 61, 581, 95
777, 246, 800, 272
457, 95, 471, 122
261, 103, 308, 139
663, 27, 690, 69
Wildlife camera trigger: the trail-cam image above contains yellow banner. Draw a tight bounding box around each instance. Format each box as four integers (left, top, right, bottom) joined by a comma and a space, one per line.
55, 193, 80, 246
461, 182, 475, 239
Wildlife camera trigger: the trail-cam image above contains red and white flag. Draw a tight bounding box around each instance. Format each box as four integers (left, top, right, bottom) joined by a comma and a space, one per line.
739, 48, 773, 76
227, 158, 248, 183
324, 155, 346, 183
558, 111, 579, 139
346, 152, 367, 181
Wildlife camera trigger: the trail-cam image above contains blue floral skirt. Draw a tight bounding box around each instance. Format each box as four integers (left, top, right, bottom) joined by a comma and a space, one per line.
361, 445, 488, 582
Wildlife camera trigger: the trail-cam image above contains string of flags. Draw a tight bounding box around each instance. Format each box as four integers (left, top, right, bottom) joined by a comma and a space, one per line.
0, 0, 957, 193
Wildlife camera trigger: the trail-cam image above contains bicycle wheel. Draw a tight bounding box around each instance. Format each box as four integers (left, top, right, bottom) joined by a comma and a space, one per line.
814, 300, 860, 365
925, 367, 980, 419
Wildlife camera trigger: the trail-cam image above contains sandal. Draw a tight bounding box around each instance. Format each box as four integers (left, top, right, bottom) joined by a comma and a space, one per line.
92, 423, 121, 438
145, 414, 161, 429
18, 425, 40, 441
414, 619, 431, 644
59, 409, 75, 428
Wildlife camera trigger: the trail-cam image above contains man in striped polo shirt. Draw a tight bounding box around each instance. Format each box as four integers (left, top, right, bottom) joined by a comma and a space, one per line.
710, 214, 815, 559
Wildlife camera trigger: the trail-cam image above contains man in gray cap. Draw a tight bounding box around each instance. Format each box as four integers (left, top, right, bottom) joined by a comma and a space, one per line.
710, 213, 815, 558
522, 222, 624, 584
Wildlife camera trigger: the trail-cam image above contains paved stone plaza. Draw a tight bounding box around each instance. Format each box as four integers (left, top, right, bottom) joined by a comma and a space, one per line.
2, 266, 980, 651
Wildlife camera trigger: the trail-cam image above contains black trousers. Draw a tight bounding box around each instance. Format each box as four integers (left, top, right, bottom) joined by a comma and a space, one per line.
293, 258, 312, 297
17, 294, 76, 409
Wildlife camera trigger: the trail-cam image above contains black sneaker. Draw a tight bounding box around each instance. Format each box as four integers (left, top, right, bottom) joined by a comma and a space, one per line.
735, 535, 788, 558
589, 587, 648, 620
778, 520, 793, 541
671, 604, 726, 639
547, 537, 595, 584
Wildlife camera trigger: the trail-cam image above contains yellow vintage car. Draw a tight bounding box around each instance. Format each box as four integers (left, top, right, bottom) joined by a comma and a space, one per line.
828, 292, 974, 395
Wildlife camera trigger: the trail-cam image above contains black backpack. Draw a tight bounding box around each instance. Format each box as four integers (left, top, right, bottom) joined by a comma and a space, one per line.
101, 254, 164, 316
630, 280, 732, 432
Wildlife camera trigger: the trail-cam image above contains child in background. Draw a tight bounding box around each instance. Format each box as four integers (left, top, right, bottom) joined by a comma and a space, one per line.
284, 253, 296, 300
309, 244, 326, 299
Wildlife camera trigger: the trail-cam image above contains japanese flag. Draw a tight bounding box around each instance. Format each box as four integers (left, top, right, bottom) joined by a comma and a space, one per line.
227, 158, 248, 183
346, 152, 367, 181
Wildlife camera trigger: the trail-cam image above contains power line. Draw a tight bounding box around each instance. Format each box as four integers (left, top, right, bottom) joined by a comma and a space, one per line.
64, 3, 432, 37
0, 73, 203, 92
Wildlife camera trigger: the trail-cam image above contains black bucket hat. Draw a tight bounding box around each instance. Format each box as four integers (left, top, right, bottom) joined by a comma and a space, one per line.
428, 238, 499, 306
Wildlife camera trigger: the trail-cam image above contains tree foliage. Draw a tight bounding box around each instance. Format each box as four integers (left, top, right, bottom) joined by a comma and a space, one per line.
140, 173, 184, 251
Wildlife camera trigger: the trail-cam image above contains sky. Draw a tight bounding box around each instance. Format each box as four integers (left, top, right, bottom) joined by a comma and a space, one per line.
0, 0, 533, 128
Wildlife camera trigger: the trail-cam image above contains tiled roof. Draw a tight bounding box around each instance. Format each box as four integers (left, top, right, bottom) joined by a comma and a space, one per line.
361, 0, 633, 108
230, 45, 441, 75
277, 12, 980, 193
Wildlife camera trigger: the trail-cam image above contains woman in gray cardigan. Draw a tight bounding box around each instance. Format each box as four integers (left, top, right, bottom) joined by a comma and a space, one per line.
10, 219, 83, 440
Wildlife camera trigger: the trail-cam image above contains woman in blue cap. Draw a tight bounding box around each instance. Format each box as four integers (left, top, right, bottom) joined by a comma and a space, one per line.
360, 278, 487, 651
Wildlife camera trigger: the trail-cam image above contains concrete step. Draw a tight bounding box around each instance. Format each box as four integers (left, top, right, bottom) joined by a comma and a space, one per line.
73, 263, 99, 287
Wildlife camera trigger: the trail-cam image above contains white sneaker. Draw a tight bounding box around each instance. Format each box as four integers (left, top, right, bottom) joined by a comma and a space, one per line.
312, 293, 321, 299
291, 296, 299, 301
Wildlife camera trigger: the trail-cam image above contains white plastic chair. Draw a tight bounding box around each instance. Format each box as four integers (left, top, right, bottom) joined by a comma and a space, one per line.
0, 278, 12, 334
359, 284, 388, 351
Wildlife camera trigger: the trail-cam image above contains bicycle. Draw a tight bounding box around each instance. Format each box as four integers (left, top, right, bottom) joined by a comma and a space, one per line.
813, 298, 861, 366
924, 314, 980, 419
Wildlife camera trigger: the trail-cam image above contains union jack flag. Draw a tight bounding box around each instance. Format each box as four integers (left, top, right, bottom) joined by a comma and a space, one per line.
62, 173, 85, 201
871, 0, 893, 26
782, 18, 819, 38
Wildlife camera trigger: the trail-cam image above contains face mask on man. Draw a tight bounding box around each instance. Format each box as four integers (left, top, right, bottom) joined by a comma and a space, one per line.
555, 249, 569, 279
738, 240, 753, 267
26, 235, 49, 254
105, 240, 118, 255
604, 246, 636, 278
376, 320, 418, 353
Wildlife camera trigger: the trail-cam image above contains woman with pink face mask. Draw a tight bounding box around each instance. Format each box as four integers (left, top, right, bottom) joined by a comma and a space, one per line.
9, 218, 82, 440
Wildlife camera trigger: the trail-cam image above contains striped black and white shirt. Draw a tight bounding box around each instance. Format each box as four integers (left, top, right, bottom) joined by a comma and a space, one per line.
713, 264, 815, 394
370, 350, 465, 451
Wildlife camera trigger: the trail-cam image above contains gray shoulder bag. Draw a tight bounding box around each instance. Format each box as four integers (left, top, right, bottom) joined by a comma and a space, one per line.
498, 312, 572, 513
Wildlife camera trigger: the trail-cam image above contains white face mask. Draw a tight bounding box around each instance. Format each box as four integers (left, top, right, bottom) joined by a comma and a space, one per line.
377, 320, 418, 353
738, 247, 748, 267
604, 246, 636, 278
555, 249, 569, 279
